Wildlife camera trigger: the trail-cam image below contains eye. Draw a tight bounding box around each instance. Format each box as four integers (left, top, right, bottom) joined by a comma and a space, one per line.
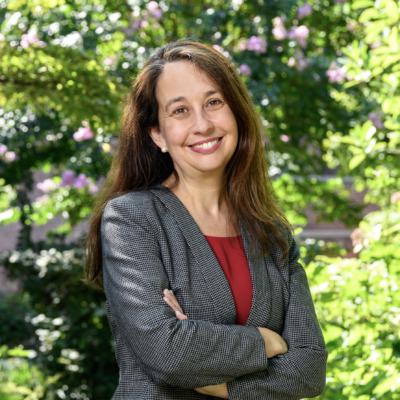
208, 99, 223, 107
173, 107, 187, 114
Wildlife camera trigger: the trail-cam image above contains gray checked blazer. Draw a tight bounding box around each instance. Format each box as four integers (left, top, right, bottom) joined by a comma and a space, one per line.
101, 184, 328, 400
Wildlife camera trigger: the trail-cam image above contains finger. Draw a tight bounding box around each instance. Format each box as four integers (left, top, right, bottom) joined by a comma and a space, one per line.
163, 289, 184, 313
176, 309, 188, 320
163, 289, 179, 307
163, 297, 188, 319
163, 296, 178, 313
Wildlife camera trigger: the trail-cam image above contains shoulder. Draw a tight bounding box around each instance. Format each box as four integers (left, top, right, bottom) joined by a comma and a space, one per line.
104, 188, 168, 214
270, 217, 293, 246
101, 188, 169, 229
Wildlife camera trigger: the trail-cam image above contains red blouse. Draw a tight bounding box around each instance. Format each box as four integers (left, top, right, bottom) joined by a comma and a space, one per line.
204, 235, 253, 326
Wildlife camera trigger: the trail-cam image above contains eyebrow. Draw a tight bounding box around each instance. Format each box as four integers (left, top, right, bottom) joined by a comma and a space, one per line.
165, 90, 220, 112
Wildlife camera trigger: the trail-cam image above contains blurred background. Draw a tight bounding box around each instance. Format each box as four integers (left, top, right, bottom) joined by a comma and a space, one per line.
0, 0, 399, 399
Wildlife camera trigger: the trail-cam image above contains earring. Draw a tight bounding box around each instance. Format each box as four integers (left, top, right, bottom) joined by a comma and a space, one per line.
161, 147, 168, 153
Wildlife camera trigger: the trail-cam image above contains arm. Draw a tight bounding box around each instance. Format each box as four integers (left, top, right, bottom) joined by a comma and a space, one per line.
101, 197, 268, 389
226, 232, 328, 400
162, 292, 288, 399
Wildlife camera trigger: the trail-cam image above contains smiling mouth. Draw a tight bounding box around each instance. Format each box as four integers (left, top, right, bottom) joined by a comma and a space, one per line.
189, 137, 222, 149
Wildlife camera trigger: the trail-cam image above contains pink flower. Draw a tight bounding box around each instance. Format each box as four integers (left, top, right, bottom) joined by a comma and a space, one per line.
246, 36, 267, 53
37, 179, 56, 193
130, 19, 142, 30
368, 112, 384, 130
391, 192, 400, 204
297, 3, 313, 20
297, 57, 309, 71
104, 56, 117, 66
239, 64, 251, 76
0, 34, 5, 42
140, 20, 149, 28
371, 42, 381, 49
73, 173, 90, 189
147, 1, 158, 11
212, 45, 230, 58
272, 17, 287, 40
280, 135, 290, 142
21, 30, 46, 49
213, 44, 224, 53
287, 49, 309, 71
89, 183, 99, 194
146, 0, 162, 18
0, 144, 7, 156
35, 194, 49, 203
326, 62, 347, 83
346, 22, 356, 32
151, 9, 163, 19
287, 58, 295, 67
288, 26, 309, 48
61, 170, 75, 186
73, 122, 95, 141
238, 42, 247, 51
4, 151, 16, 162
350, 228, 364, 247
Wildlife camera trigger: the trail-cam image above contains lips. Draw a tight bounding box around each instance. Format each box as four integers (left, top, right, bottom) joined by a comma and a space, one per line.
188, 137, 223, 154
189, 137, 222, 149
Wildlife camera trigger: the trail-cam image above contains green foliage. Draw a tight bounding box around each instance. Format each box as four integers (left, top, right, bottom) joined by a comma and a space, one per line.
0, 0, 366, 234
0, 243, 119, 400
0, 344, 60, 400
308, 200, 400, 399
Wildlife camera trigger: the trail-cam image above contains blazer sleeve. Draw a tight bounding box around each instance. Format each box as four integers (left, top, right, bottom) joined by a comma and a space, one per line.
101, 197, 269, 389
226, 232, 328, 400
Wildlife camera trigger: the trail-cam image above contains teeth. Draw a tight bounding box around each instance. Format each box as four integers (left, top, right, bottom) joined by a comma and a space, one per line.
192, 139, 219, 149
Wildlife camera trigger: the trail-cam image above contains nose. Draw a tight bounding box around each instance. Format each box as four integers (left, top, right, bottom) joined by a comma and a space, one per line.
190, 108, 214, 135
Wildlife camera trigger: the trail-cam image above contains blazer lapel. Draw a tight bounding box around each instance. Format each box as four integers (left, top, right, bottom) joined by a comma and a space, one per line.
149, 184, 270, 327
239, 222, 273, 327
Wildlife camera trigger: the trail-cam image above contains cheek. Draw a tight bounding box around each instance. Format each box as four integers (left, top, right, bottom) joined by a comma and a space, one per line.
224, 114, 238, 143
162, 120, 185, 146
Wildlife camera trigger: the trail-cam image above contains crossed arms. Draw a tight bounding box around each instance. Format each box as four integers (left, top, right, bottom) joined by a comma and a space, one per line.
101, 199, 328, 399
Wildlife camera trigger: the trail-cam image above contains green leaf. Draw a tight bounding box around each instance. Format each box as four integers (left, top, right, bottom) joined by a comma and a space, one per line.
352, 0, 375, 10
343, 79, 361, 88
382, 96, 400, 117
388, 26, 399, 51
349, 154, 366, 170
365, 21, 388, 43
41, 162, 52, 173
359, 8, 381, 23
382, 54, 400, 69
386, 0, 400, 24
384, 120, 400, 130
7, 347, 29, 357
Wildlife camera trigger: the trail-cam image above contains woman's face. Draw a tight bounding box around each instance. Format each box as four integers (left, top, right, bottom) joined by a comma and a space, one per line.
149, 60, 238, 182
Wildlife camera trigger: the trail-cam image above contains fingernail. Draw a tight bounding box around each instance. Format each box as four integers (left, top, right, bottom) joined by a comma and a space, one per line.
168, 290, 174, 295
177, 310, 181, 314
164, 297, 169, 301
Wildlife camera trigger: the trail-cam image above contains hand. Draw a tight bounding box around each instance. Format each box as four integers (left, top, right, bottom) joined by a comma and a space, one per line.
162, 289, 188, 320
258, 327, 288, 358
194, 382, 229, 399
162, 290, 228, 398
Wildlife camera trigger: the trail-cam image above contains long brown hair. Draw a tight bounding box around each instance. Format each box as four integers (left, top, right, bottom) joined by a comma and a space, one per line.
84, 39, 293, 291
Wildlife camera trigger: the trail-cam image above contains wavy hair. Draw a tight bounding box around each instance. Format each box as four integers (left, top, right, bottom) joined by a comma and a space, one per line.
84, 39, 293, 291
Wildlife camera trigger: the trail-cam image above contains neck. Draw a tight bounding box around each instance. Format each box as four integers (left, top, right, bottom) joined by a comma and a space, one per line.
164, 168, 228, 215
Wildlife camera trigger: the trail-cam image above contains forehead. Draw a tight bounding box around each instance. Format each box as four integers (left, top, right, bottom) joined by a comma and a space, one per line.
155, 60, 219, 103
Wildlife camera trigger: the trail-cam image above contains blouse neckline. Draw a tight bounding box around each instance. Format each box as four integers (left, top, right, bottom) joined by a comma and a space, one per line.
204, 235, 242, 239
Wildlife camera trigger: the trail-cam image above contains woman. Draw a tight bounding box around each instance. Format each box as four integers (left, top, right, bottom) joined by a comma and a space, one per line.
85, 39, 328, 400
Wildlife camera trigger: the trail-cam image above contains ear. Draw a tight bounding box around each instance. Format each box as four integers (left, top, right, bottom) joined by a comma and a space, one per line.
148, 126, 166, 150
